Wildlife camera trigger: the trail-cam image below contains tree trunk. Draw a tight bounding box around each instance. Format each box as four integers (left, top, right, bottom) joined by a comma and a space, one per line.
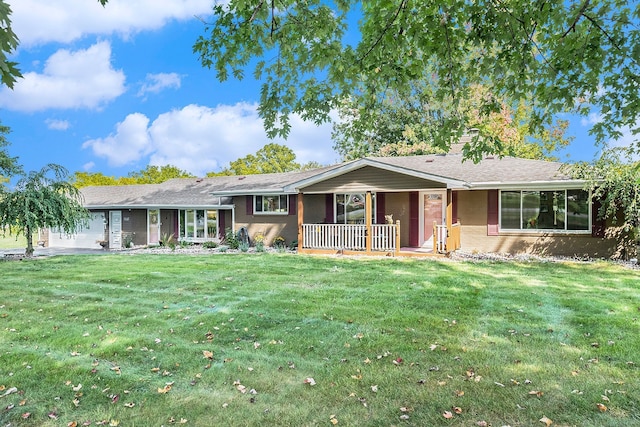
25, 225, 34, 257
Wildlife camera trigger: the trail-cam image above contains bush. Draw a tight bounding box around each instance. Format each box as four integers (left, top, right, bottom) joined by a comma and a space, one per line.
239, 242, 249, 252
123, 233, 135, 248
160, 233, 176, 251
255, 240, 265, 252
202, 241, 218, 249
273, 235, 286, 249
224, 228, 240, 249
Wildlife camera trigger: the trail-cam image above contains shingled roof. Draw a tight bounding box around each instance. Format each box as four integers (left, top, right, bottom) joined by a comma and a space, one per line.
366, 154, 573, 186
80, 154, 582, 207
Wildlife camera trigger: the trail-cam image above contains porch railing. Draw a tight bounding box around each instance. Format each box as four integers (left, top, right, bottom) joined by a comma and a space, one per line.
301, 223, 398, 252
371, 224, 398, 251
434, 222, 461, 253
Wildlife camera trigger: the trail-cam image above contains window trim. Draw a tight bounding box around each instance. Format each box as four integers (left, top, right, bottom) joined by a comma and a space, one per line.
254, 194, 289, 215
334, 192, 377, 224
498, 189, 592, 234
178, 209, 219, 241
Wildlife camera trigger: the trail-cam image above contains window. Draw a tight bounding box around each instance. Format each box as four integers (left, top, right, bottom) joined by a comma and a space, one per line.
179, 209, 218, 240
335, 193, 376, 224
500, 190, 589, 232
255, 195, 288, 214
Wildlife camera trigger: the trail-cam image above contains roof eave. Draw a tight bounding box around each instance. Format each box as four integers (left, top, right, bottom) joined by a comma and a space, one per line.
283, 158, 468, 192
468, 180, 588, 190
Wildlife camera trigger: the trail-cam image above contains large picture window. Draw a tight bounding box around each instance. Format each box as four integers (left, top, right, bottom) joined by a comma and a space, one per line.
255, 195, 288, 214
179, 209, 218, 240
500, 190, 589, 232
335, 193, 376, 224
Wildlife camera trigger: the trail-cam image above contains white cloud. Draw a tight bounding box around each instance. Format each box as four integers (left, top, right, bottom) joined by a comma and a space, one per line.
580, 112, 602, 127
137, 73, 182, 97
82, 113, 152, 167
83, 161, 96, 171
0, 41, 125, 112
608, 125, 638, 150
9, 0, 213, 46
45, 119, 71, 131
83, 103, 337, 175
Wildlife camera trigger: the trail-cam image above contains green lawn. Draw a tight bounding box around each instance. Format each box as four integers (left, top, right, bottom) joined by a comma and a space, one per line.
0, 253, 638, 426
0, 230, 28, 249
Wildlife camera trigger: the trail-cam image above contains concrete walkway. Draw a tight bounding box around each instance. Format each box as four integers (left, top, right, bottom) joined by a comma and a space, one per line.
1, 247, 110, 257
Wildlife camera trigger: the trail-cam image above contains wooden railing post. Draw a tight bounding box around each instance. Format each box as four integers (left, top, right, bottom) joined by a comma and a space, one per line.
365, 191, 372, 254
433, 221, 437, 254
297, 193, 303, 250
395, 220, 401, 256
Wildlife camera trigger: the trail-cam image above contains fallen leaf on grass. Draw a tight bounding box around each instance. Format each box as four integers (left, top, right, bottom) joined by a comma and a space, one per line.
443, 411, 453, 419
67, 422, 78, 427
539, 415, 553, 426
158, 385, 172, 394
0, 386, 18, 397
303, 377, 316, 386
596, 403, 608, 412
203, 350, 214, 359
330, 415, 338, 425
529, 390, 544, 397
21, 412, 30, 419
476, 422, 488, 427
452, 406, 462, 414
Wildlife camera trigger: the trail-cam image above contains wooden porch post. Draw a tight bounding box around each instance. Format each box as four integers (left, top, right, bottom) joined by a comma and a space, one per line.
365, 191, 372, 253
395, 220, 401, 256
297, 193, 304, 250
433, 221, 437, 253
445, 189, 453, 252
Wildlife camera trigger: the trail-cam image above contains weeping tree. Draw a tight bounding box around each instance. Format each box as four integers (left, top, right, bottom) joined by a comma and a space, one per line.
571, 147, 640, 259
0, 164, 89, 256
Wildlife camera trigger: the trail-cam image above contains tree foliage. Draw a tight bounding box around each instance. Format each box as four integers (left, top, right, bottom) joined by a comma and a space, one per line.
194, 0, 639, 158
73, 165, 195, 187
332, 83, 571, 161
0, 164, 89, 256
571, 147, 640, 257
0, 120, 21, 182
208, 143, 302, 176
0, 0, 21, 89
126, 164, 194, 184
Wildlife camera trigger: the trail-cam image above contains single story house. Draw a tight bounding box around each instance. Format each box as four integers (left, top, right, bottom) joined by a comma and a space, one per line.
45, 153, 619, 258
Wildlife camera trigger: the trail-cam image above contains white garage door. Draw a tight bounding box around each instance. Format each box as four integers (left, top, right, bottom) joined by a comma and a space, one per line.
49, 212, 106, 249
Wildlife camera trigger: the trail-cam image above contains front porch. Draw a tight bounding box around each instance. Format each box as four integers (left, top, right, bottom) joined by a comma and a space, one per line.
296, 191, 461, 257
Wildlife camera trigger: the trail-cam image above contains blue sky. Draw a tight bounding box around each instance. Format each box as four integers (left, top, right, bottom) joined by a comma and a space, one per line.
0, 0, 627, 179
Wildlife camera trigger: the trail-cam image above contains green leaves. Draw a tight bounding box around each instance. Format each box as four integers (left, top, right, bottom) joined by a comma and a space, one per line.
0, 164, 89, 256
0, 0, 22, 89
194, 0, 640, 155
